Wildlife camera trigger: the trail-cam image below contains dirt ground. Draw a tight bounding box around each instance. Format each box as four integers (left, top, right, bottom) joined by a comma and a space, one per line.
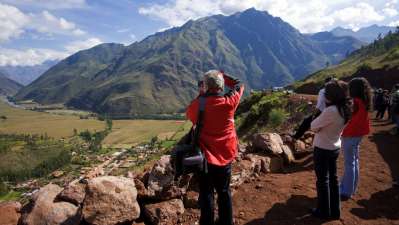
180, 115, 399, 225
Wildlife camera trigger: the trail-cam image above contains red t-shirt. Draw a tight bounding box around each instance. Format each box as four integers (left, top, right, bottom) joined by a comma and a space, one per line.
186, 75, 244, 166
342, 97, 370, 137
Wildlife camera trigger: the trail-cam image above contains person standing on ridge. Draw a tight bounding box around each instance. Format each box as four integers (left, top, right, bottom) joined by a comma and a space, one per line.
310, 80, 351, 220
292, 76, 334, 140
186, 70, 244, 225
390, 84, 399, 135
340, 78, 372, 200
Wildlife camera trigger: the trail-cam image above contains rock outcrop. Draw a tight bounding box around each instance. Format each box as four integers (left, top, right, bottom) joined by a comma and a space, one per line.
144, 199, 185, 225
82, 176, 140, 225
147, 155, 175, 198
20, 184, 81, 225
252, 133, 285, 155
12, 131, 305, 225
56, 182, 86, 206
0, 201, 21, 225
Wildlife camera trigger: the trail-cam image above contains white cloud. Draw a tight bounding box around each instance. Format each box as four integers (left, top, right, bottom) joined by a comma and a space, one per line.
331, 3, 385, 30
65, 38, 103, 53
1, 0, 87, 10
29, 10, 86, 36
0, 3, 30, 42
0, 47, 68, 66
117, 28, 130, 33
0, 3, 87, 42
389, 20, 399, 26
383, 7, 398, 17
139, 0, 391, 33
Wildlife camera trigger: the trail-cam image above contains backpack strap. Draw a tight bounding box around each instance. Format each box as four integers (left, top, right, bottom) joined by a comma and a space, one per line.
193, 96, 206, 146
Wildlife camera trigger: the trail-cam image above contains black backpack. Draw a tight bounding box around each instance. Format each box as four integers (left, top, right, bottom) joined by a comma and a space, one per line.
172, 96, 207, 180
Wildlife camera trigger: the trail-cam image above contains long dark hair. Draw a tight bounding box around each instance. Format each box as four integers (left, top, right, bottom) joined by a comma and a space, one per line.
348, 77, 372, 111
325, 80, 352, 123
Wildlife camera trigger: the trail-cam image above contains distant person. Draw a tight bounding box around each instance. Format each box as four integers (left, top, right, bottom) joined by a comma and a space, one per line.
374, 88, 388, 119
310, 80, 351, 220
340, 78, 372, 200
390, 84, 399, 135
186, 70, 244, 225
292, 76, 334, 140
389, 85, 398, 122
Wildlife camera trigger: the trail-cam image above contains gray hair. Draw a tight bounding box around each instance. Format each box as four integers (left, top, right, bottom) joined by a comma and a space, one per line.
203, 70, 224, 91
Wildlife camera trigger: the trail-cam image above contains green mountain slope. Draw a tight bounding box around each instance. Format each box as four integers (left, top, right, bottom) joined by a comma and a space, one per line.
16, 8, 362, 116
0, 71, 23, 96
295, 29, 399, 94
15, 43, 125, 104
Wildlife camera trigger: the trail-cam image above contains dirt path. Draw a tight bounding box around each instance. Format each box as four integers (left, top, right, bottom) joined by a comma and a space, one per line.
233, 116, 399, 225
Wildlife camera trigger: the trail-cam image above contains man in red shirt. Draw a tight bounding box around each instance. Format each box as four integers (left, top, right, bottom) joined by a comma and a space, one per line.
186, 70, 244, 225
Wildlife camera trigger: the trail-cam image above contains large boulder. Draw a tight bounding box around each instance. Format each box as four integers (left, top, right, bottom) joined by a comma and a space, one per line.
251, 133, 284, 155
82, 176, 140, 225
231, 154, 282, 188
281, 145, 295, 164
56, 182, 86, 206
20, 184, 81, 225
0, 201, 21, 225
147, 155, 181, 200
144, 199, 185, 225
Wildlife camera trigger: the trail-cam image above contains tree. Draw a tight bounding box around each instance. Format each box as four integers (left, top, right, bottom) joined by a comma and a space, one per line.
106, 118, 113, 131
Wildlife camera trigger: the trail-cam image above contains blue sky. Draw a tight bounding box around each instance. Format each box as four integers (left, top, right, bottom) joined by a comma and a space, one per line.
0, 0, 398, 66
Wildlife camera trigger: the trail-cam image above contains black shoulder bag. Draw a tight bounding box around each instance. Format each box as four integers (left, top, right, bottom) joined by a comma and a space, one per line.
172, 96, 208, 180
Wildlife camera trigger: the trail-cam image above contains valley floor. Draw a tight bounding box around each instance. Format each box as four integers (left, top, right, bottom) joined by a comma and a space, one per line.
183, 114, 399, 225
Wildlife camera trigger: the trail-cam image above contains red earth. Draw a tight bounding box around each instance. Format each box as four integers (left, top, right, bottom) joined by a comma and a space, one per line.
180, 114, 399, 225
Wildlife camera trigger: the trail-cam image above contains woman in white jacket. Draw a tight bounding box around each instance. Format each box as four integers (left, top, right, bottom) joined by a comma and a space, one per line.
310, 80, 351, 220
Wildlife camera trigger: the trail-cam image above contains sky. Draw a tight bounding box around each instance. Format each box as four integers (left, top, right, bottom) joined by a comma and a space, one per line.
0, 0, 398, 66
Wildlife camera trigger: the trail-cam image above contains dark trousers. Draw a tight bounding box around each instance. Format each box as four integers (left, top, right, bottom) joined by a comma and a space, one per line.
199, 163, 233, 225
376, 106, 387, 119
314, 147, 340, 218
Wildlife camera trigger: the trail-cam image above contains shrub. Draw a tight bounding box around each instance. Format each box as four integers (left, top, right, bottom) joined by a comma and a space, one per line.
268, 108, 288, 128
356, 63, 372, 73
0, 181, 8, 195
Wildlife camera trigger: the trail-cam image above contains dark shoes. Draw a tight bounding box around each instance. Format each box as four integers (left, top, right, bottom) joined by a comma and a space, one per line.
340, 195, 351, 201
309, 208, 340, 220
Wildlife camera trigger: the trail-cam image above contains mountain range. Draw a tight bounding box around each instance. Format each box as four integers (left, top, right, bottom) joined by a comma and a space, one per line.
295, 29, 399, 93
15, 8, 363, 116
0, 60, 58, 86
0, 70, 23, 96
331, 25, 396, 43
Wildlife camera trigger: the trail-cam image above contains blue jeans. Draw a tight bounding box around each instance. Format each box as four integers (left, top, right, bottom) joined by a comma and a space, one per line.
340, 137, 363, 197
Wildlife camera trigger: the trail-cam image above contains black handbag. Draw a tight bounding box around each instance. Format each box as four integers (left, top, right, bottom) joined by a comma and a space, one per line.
172, 96, 207, 179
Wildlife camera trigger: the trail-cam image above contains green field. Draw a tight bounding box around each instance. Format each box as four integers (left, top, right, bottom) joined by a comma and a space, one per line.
0, 100, 192, 147
0, 101, 104, 139
103, 120, 191, 148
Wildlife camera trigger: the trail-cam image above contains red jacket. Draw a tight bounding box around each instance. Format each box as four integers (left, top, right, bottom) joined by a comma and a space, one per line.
186, 74, 244, 166
342, 97, 370, 137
